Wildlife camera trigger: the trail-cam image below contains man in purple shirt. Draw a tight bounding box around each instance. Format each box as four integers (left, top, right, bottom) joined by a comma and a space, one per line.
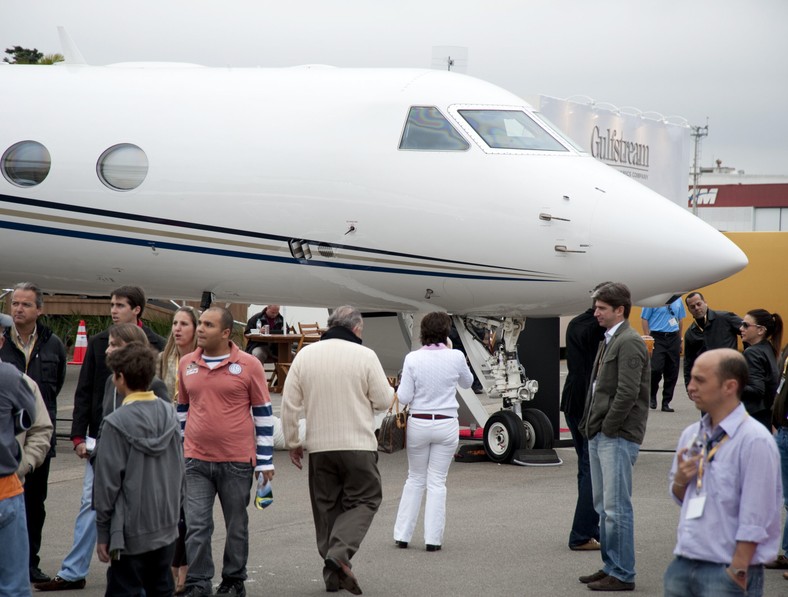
664, 348, 781, 597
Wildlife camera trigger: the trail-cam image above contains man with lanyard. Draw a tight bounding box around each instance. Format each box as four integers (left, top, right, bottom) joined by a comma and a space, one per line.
641, 296, 685, 412
664, 348, 781, 597
683, 292, 742, 389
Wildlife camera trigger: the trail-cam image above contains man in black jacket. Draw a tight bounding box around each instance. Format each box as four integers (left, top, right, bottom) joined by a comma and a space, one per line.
244, 304, 285, 364
0, 282, 66, 584
36, 285, 166, 592
560, 288, 606, 552
683, 292, 742, 388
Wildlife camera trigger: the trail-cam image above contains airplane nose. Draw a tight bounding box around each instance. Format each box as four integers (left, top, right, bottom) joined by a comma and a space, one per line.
590, 177, 748, 304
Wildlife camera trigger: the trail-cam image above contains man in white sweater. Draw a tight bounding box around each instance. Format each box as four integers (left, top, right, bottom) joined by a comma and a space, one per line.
282, 306, 393, 595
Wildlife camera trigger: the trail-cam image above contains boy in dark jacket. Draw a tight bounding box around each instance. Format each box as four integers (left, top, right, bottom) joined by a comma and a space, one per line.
93, 342, 184, 597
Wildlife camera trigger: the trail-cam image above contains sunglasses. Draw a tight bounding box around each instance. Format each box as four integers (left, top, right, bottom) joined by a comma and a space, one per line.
739, 321, 762, 329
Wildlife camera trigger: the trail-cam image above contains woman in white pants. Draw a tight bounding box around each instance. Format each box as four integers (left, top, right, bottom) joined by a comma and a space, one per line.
393, 312, 473, 551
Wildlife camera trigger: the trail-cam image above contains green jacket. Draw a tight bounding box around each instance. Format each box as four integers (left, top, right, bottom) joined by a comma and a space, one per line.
580, 320, 650, 444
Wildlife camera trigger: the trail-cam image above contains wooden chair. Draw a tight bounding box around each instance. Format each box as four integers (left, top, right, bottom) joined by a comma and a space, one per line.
297, 322, 322, 352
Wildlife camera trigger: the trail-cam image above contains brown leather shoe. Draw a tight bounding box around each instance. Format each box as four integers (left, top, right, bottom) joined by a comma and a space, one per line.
324, 556, 362, 595
579, 570, 608, 584
783, 571, 788, 580
587, 575, 635, 591
34, 576, 87, 591
570, 538, 601, 551
766, 554, 788, 569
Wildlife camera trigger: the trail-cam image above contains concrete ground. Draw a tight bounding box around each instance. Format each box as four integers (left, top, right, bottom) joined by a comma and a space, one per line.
34, 363, 788, 596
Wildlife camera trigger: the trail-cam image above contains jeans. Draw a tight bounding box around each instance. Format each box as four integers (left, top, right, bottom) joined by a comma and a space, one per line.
664, 556, 763, 597
393, 417, 459, 546
776, 428, 788, 553
589, 433, 639, 583
184, 459, 253, 593
58, 460, 96, 581
0, 492, 31, 596
565, 413, 599, 547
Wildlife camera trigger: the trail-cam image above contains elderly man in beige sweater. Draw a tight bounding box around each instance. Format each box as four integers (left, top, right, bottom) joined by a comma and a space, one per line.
282, 305, 393, 596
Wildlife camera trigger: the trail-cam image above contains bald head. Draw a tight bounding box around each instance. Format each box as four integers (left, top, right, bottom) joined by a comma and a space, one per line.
688, 349, 748, 419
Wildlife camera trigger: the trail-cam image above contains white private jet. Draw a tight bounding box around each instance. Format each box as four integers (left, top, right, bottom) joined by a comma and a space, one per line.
0, 45, 747, 461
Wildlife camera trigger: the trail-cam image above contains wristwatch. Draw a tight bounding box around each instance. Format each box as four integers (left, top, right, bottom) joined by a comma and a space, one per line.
728, 566, 747, 581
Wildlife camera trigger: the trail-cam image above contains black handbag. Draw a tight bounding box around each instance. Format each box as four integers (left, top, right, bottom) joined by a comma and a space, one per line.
377, 394, 407, 453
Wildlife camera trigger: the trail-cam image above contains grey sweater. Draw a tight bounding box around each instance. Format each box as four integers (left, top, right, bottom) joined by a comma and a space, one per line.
93, 394, 184, 555
0, 363, 36, 476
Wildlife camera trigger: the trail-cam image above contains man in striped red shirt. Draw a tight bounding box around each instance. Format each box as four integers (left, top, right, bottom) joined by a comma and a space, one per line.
177, 307, 274, 597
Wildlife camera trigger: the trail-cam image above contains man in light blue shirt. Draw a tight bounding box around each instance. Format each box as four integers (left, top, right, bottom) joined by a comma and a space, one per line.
641, 297, 686, 412
664, 348, 781, 597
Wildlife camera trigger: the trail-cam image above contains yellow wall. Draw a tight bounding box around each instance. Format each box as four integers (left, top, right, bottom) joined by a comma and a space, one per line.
633, 231, 788, 336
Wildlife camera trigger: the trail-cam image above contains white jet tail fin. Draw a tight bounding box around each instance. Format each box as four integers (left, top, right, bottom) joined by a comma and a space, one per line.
57, 26, 87, 65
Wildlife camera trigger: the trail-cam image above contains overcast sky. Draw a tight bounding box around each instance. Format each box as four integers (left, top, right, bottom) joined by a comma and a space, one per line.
4, 0, 787, 175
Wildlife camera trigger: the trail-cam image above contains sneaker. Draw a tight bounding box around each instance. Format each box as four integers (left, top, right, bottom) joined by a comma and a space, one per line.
33, 576, 86, 591
216, 579, 246, 597
30, 567, 51, 583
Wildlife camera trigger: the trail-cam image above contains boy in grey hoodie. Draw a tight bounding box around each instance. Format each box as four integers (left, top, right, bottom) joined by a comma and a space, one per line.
93, 342, 185, 597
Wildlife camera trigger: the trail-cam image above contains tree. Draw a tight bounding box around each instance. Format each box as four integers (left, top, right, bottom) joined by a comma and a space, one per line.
4, 46, 44, 64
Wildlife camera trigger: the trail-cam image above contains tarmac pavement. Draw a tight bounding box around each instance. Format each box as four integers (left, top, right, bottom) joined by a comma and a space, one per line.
36, 363, 788, 596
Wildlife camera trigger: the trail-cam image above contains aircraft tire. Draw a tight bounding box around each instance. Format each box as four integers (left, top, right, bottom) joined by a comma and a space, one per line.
483, 410, 525, 463
521, 408, 554, 450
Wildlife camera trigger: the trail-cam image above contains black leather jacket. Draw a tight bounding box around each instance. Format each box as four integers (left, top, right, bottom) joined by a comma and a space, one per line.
683, 309, 742, 386
0, 322, 67, 455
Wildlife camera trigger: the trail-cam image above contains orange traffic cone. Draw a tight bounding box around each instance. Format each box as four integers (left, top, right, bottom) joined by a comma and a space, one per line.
68, 320, 88, 365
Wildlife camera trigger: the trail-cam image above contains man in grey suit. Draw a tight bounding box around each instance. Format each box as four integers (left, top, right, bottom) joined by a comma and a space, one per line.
579, 282, 650, 592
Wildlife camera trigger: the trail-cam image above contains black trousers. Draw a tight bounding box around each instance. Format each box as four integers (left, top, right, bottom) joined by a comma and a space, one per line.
24, 453, 51, 569
105, 542, 176, 597
650, 333, 681, 406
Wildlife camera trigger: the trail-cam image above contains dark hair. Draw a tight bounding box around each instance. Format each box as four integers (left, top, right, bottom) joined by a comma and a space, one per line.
13, 282, 44, 309
111, 286, 147, 319
420, 312, 452, 346
328, 305, 363, 332
685, 291, 705, 304
108, 323, 149, 346
205, 306, 234, 332
106, 342, 157, 392
714, 349, 749, 398
746, 309, 784, 358
591, 282, 632, 319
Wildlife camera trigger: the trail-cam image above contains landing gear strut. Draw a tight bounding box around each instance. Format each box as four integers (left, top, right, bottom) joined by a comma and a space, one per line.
452, 315, 553, 463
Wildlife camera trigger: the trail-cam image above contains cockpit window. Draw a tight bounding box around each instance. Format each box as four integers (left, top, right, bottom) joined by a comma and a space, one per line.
399, 107, 469, 151
2, 141, 51, 187
458, 110, 568, 151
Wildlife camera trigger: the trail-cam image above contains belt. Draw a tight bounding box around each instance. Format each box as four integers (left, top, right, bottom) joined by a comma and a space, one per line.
650, 331, 677, 337
410, 413, 454, 420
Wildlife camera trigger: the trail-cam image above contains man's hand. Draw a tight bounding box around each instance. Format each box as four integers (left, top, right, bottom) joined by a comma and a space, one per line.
97, 543, 110, 563
725, 566, 747, 590
674, 448, 700, 486
75, 442, 89, 459
290, 446, 304, 470
256, 469, 275, 482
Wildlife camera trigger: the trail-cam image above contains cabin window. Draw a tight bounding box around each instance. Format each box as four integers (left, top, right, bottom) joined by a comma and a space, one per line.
97, 144, 148, 191
458, 110, 567, 151
399, 107, 469, 151
1, 141, 51, 187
